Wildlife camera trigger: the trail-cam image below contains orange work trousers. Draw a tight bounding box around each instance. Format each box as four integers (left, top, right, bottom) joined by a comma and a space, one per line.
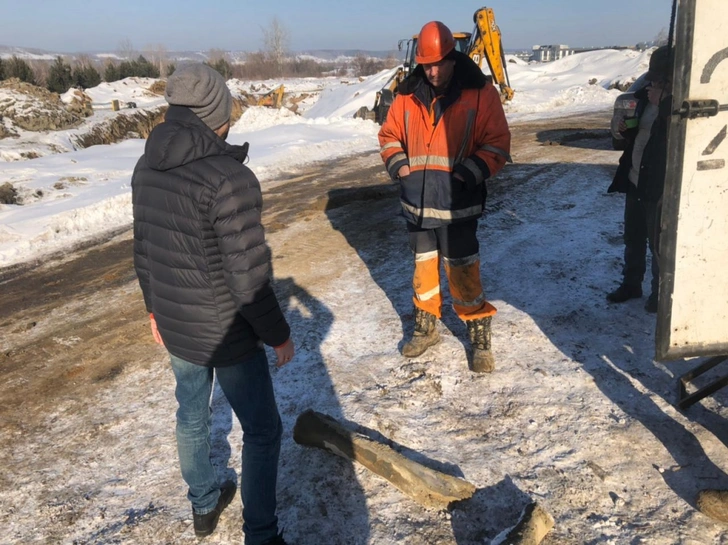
408, 220, 496, 320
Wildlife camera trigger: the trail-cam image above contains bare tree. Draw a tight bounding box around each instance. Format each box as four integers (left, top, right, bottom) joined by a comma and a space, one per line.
262, 16, 290, 71
205, 49, 233, 79
118, 38, 136, 60
653, 28, 669, 47
29, 59, 50, 87
74, 54, 94, 70
207, 48, 229, 63
384, 53, 400, 69
144, 43, 170, 78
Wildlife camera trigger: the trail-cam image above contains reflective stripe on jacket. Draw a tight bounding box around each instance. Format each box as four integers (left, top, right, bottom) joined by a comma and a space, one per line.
378, 55, 511, 228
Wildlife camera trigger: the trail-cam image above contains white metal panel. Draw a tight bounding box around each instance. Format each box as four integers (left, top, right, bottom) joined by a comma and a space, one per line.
657, 0, 728, 359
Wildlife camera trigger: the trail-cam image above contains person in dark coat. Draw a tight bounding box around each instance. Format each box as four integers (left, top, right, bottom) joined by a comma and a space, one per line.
607, 46, 672, 313
132, 63, 292, 545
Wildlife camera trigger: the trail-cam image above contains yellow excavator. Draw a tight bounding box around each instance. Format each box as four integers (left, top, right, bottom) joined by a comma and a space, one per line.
354, 6, 514, 124
471, 6, 514, 102
256, 84, 285, 109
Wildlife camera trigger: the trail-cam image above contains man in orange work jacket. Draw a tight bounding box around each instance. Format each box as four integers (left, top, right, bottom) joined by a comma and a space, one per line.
378, 21, 511, 372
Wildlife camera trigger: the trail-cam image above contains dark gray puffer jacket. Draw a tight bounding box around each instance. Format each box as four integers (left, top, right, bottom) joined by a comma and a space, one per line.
132, 106, 289, 367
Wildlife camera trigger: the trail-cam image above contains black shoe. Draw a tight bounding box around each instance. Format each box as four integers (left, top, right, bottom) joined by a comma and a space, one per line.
606, 284, 642, 303
262, 533, 289, 545
193, 480, 236, 538
645, 292, 658, 313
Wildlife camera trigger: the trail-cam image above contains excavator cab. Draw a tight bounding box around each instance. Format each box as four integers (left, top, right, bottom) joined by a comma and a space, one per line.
357, 33, 473, 124
257, 85, 285, 109
354, 6, 514, 124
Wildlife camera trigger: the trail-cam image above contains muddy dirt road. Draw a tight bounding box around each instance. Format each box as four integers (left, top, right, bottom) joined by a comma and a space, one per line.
0, 112, 615, 419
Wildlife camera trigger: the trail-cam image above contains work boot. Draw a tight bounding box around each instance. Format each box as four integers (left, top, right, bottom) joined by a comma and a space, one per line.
402, 308, 440, 357
193, 480, 236, 538
645, 292, 658, 313
466, 316, 495, 373
606, 284, 642, 303
697, 489, 728, 523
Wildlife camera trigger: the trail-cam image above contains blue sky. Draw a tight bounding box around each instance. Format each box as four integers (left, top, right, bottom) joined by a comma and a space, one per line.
0, 0, 673, 53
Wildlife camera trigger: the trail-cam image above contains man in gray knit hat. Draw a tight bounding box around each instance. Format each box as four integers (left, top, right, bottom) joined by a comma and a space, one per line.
164, 63, 233, 134
131, 62, 294, 545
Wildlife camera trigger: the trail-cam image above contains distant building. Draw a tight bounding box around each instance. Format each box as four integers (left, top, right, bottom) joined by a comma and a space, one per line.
531, 45, 574, 62
530, 44, 638, 62
510, 50, 532, 62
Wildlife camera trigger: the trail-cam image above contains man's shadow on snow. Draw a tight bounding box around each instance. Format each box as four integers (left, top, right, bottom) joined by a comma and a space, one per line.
273, 277, 371, 544
325, 184, 468, 352
207, 277, 370, 544
480, 161, 728, 512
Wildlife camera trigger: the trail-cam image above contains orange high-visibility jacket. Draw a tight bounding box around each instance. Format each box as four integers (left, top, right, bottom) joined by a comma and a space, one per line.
378, 55, 511, 229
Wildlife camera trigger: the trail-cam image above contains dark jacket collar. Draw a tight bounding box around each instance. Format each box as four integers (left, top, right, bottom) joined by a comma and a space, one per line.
398, 51, 488, 125
144, 106, 248, 171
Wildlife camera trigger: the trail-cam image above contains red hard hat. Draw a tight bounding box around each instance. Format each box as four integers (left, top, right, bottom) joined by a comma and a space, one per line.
415, 21, 455, 64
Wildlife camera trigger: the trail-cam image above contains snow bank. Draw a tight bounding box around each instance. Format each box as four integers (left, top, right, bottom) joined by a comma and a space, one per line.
303, 68, 398, 120
0, 49, 653, 269
506, 49, 650, 121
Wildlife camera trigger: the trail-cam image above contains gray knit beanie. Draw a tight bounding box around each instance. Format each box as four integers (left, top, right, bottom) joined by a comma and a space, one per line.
164, 63, 232, 130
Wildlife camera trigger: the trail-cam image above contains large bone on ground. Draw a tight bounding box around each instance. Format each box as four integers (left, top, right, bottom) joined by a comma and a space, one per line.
293, 409, 476, 509
490, 503, 555, 545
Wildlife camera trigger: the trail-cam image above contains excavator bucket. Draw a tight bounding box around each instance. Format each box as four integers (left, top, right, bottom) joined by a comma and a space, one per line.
257, 85, 285, 109
354, 105, 377, 122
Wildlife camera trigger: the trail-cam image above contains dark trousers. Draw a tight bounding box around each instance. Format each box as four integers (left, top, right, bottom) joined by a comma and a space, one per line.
407, 219, 480, 259
622, 189, 661, 295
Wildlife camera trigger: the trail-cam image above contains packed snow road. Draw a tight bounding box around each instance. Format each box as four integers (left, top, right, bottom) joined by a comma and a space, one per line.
2, 112, 727, 545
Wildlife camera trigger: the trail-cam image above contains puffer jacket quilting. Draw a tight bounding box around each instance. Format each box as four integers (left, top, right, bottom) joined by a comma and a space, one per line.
132, 106, 289, 367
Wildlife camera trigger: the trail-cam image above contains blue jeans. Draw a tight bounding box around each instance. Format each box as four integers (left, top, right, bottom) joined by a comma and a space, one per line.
170, 349, 282, 545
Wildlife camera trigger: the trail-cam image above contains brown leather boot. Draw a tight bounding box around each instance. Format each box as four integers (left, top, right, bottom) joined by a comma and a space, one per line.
402, 308, 440, 357
466, 316, 495, 373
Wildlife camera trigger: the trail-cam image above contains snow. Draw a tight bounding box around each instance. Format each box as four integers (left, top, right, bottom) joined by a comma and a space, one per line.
82, 78, 167, 109
4, 130, 728, 544
0, 78, 168, 162
8, 48, 722, 544
0, 48, 56, 61
0, 50, 651, 269
506, 48, 652, 122
303, 69, 398, 120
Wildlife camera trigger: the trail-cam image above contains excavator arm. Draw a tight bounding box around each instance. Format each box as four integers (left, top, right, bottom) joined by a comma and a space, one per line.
470, 7, 514, 102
